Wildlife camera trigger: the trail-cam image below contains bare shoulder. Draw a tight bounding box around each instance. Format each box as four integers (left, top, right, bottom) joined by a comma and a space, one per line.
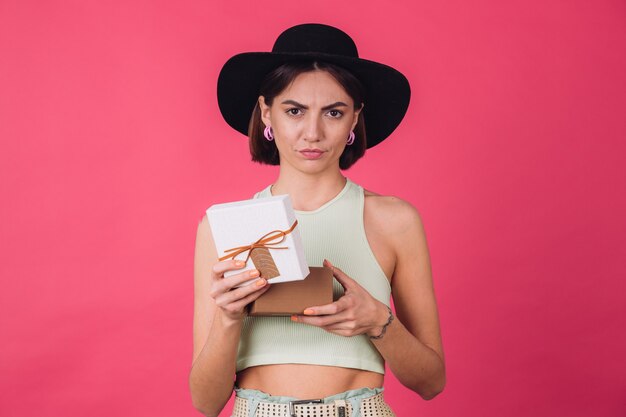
363, 188, 426, 241
362, 188, 427, 283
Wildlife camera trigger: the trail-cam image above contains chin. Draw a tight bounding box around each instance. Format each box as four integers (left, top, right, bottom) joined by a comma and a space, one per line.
300, 165, 330, 175
290, 161, 336, 175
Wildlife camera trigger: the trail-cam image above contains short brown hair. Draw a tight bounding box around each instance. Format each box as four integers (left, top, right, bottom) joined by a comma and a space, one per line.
248, 61, 367, 170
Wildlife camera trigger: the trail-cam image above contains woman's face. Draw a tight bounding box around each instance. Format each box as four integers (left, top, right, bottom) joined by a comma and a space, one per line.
259, 70, 362, 175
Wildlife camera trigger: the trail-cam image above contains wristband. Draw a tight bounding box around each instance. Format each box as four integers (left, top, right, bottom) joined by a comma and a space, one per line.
369, 306, 394, 340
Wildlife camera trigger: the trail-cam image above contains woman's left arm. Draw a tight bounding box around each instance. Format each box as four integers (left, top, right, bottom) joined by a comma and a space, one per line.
293, 200, 445, 400
370, 200, 446, 399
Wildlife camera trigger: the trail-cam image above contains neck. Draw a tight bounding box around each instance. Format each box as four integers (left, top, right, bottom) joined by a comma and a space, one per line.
271, 167, 347, 212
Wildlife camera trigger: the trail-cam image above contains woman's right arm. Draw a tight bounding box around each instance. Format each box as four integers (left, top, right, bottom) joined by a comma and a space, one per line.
189, 214, 270, 417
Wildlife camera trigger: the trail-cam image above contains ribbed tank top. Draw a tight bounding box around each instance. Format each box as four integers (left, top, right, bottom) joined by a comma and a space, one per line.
236, 177, 391, 374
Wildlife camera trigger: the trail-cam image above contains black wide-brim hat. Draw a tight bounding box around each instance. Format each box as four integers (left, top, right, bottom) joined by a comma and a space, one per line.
217, 23, 411, 149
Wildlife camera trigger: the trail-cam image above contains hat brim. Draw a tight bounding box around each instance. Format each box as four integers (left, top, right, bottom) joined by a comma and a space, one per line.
217, 52, 411, 149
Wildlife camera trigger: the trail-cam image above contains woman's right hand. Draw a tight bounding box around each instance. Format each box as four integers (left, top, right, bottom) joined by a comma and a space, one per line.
209, 259, 271, 323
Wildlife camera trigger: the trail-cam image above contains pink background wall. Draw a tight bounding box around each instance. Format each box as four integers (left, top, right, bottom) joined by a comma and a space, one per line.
1, 1, 624, 416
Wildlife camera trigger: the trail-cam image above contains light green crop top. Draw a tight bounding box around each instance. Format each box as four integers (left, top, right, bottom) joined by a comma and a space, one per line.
236, 177, 392, 374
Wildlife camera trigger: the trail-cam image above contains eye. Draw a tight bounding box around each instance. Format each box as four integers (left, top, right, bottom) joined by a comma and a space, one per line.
328, 110, 343, 118
287, 108, 302, 116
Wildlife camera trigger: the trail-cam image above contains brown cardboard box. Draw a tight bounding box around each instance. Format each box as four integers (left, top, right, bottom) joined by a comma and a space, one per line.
248, 266, 334, 316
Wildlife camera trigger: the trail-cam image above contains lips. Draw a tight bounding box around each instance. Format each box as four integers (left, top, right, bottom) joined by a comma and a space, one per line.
299, 149, 325, 160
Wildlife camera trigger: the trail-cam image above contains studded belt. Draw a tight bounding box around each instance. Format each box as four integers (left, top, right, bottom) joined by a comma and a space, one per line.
232, 392, 395, 417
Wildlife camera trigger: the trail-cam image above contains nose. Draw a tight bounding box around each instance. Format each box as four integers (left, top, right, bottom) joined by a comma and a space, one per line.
302, 114, 322, 142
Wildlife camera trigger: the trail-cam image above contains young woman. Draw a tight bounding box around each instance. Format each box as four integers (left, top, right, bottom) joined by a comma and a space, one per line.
190, 23, 445, 417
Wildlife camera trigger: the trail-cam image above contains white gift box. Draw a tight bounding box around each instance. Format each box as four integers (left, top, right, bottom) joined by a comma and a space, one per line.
206, 195, 309, 285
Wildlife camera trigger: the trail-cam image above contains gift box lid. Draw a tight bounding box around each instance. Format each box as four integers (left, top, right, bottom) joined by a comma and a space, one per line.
206, 194, 309, 284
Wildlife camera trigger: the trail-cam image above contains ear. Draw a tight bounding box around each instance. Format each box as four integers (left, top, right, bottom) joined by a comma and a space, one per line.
259, 96, 271, 127
351, 102, 364, 131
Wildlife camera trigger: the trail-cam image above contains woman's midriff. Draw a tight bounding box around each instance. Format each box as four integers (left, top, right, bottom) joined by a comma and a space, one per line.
236, 364, 384, 398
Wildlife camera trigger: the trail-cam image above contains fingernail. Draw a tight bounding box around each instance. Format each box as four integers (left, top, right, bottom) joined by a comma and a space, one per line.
255, 278, 266, 287
291, 315, 298, 322
303, 309, 314, 315
235, 260, 245, 267
250, 269, 260, 277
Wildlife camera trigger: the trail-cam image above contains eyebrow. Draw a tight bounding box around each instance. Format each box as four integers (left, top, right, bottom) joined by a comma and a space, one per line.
280, 99, 349, 111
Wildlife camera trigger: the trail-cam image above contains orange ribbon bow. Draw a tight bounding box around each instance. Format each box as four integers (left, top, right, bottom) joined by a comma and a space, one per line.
218, 220, 299, 263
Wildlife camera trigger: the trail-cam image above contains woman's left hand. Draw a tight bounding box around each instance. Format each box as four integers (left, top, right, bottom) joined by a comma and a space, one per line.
292, 259, 390, 337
